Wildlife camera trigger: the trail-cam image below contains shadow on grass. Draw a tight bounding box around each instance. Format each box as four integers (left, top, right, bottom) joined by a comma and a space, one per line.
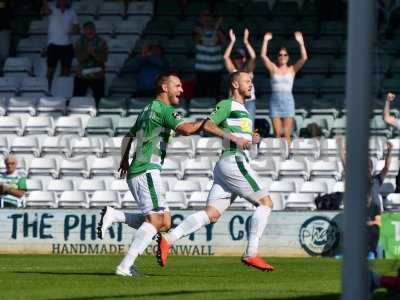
50, 290, 231, 300
13, 270, 222, 278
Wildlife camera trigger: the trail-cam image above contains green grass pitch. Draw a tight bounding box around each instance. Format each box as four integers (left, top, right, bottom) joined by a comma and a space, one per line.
0, 255, 397, 300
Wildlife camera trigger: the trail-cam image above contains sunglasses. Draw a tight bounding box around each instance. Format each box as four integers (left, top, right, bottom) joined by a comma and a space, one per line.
278, 53, 288, 57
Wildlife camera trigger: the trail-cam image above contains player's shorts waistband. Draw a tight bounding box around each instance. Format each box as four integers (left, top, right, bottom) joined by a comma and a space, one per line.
219, 154, 249, 163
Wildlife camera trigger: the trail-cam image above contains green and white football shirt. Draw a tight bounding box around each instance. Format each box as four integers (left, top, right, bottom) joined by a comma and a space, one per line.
209, 98, 253, 157
127, 100, 184, 179
0, 170, 27, 207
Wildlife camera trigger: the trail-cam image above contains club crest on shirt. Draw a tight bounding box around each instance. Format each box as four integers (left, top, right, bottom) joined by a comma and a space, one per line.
173, 112, 183, 120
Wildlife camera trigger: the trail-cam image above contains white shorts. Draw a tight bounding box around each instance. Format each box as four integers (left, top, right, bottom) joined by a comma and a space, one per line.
207, 155, 269, 210
127, 169, 169, 215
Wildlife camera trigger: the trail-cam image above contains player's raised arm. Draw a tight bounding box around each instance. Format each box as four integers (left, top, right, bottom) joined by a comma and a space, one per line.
383, 92, 399, 128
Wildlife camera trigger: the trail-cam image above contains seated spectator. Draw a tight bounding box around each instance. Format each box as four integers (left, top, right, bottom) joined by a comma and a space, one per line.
73, 21, 108, 105
132, 42, 169, 97
193, 10, 225, 99
41, 0, 80, 90
0, 155, 26, 208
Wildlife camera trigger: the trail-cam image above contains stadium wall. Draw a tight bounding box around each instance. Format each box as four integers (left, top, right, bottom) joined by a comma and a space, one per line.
0, 209, 349, 257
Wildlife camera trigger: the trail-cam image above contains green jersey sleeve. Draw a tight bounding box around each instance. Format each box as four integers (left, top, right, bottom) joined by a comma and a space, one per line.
163, 106, 184, 130
17, 176, 27, 190
209, 100, 231, 125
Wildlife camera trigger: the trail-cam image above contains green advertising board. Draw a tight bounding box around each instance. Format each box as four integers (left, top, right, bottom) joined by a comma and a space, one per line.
380, 213, 400, 258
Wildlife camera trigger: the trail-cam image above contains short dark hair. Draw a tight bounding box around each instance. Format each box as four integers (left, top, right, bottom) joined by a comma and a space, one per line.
155, 72, 180, 94
228, 71, 247, 88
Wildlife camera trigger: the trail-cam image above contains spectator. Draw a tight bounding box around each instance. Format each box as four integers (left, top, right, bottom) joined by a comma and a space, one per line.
260, 31, 308, 145
132, 42, 169, 97
193, 10, 225, 99
0, 155, 27, 208
73, 21, 108, 105
367, 190, 381, 259
383, 92, 400, 128
41, 0, 79, 90
223, 28, 256, 127
0, 0, 14, 64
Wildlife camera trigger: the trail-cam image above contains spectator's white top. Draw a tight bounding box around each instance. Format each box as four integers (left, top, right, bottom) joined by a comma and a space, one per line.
47, 4, 79, 46
270, 73, 294, 93
395, 119, 400, 130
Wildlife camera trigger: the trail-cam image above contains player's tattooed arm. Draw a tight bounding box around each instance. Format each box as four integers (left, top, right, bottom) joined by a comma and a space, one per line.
203, 119, 250, 149
119, 133, 134, 178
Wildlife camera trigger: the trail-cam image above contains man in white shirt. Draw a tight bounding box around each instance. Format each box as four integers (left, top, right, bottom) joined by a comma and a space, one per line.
41, 0, 80, 89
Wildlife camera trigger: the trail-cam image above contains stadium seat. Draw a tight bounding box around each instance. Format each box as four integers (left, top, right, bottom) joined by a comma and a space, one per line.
57, 191, 88, 208
24, 116, 54, 136
0, 97, 6, 116
278, 160, 309, 180
250, 158, 280, 180
0, 116, 23, 135
319, 138, 341, 160
182, 157, 213, 178
103, 136, 124, 156
189, 98, 216, 114
26, 179, 43, 192
299, 181, 328, 195
25, 191, 56, 208
28, 20, 48, 36
16, 36, 47, 57
98, 97, 127, 116
54, 116, 84, 136
72, 0, 97, 17
331, 117, 346, 136
59, 158, 89, 178
85, 116, 115, 136
10, 136, 40, 157
115, 115, 137, 135
47, 179, 74, 196
28, 157, 59, 178
109, 78, 136, 98
165, 191, 188, 209
285, 193, 316, 211
332, 181, 345, 193
120, 191, 139, 208
188, 191, 208, 209
290, 138, 320, 160
87, 156, 118, 177
19, 77, 49, 99
370, 116, 392, 138
161, 157, 183, 179
89, 190, 120, 208
195, 137, 222, 157
269, 193, 286, 211
3, 57, 32, 78
109, 179, 129, 197
172, 179, 201, 197
0, 136, 8, 155
68, 97, 97, 117
69, 137, 103, 157
77, 179, 106, 195
369, 136, 385, 159
385, 193, 400, 211
7, 97, 37, 116
127, 1, 153, 16
40, 136, 69, 157
309, 160, 342, 181
258, 138, 289, 159
126, 98, 150, 115
115, 20, 145, 36
98, 1, 124, 20
0, 77, 19, 99
166, 136, 195, 158
51, 76, 74, 99
37, 97, 67, 116
268, 180, 297, 194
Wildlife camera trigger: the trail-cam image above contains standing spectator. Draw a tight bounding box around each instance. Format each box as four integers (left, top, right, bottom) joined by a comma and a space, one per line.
260, 31, 308, 145
193, 10, 225, 99
223, 28, 256, 126
41, 0, 80, 90
367, 190, 381, 259
73, 21, 108, 105
0, 0, 13, 64
0, 155, 27, 208
383, 92, 400, 128
132, 42, 169, 97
